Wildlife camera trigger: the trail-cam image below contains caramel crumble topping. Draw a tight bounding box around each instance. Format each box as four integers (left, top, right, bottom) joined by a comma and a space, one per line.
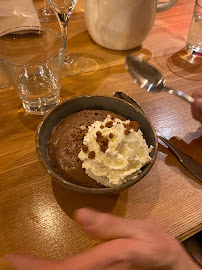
100, 137, 109, 145
105, 121, 113, 128
123, 120, 140, 135
76, 130, 85, 140
100, 144, 108, 153
110, 113, 116, 120
96, 131, 102, 138
100, 125, 104, 129
96, 131, 109, 153
124, 129, 131, 135
88, 151, 95, 159
128, 121, 140, 132
82, 145, 88, 153
109, 132, 114, 139
96, 131, 103, 143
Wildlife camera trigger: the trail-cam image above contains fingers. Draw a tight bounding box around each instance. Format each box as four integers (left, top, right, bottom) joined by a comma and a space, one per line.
191, 89, 202, 123
74, 208, 151, 240
3, 253, 59, 270
4, 240, 135, 270
192, 89, 202, 100
62, 238, 134, 270
191, 98, 202, 123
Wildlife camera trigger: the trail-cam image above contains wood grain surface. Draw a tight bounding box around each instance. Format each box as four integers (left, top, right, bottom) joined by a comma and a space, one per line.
0, 0, 202, 266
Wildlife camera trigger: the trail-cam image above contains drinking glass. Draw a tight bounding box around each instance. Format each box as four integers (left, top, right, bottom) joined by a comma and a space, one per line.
0, 27, 66, 115
37, 0, 57, 23
186, 0, 202, 57
47, 0, 86, 76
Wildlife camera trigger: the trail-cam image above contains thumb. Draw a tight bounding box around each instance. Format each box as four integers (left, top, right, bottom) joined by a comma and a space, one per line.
194, 98, 202, 113
192, 90, 202, 100
3, 253, 59, 270
74, 208, 149, 240
191, 97, 202, 123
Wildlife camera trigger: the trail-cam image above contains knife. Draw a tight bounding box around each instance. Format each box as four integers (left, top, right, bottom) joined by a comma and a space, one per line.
113, 91, 202, 182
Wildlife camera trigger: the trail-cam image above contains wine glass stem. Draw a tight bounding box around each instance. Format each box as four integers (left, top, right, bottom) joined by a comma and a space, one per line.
44, 0, 49, 13
57, 13, 72, 64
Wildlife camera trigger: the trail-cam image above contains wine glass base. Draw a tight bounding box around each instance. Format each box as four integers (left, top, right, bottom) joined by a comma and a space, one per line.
37, 8, 57, 23
0, 84, 10, 90
63, 54, 86, 76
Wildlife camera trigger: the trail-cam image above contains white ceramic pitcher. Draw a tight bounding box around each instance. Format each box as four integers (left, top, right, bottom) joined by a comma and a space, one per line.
85, 0, 178, 50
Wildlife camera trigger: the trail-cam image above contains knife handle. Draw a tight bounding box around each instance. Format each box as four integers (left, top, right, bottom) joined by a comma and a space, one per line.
156, 132, 202, 182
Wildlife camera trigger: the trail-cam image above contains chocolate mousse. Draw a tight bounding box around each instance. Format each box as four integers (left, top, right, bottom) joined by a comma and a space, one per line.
48, 110, 125, 188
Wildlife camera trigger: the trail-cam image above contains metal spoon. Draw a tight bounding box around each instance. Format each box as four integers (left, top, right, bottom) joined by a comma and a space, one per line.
113, 91, 202, 182
125, 55, 194, 103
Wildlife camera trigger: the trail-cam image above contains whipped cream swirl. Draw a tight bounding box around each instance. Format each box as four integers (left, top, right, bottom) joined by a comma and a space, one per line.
78, 115, 153, 187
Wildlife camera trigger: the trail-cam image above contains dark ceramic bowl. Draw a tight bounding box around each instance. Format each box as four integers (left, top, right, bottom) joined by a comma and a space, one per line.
36, 96, 158, 194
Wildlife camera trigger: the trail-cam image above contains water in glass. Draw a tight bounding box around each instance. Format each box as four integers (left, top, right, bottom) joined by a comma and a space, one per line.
186, 1, 202, 57
0, 28, 66, 115
18, 69, 60, 114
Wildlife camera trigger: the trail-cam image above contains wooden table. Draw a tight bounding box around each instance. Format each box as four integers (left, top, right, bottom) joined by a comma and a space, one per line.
0, 0, 201, 265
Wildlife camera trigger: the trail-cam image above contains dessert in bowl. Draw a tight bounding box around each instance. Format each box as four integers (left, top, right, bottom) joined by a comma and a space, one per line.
36, 96, 158, 194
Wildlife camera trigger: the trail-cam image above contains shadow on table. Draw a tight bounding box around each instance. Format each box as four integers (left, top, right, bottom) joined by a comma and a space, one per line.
60, 50, 152, 100
158, 127, 202, 186
18, 108, 44, 132
166, 48, 202, 81
51, 178, 128, 218
61, 30, 152, 98
68, 29, 152, 61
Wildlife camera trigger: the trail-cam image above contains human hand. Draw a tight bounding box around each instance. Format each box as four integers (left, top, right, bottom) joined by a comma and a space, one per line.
191, 90, 202, 123
3, 208, 200, 270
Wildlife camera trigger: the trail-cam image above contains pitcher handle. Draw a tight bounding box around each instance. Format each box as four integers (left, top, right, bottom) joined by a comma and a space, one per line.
157, 0, 178, 12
